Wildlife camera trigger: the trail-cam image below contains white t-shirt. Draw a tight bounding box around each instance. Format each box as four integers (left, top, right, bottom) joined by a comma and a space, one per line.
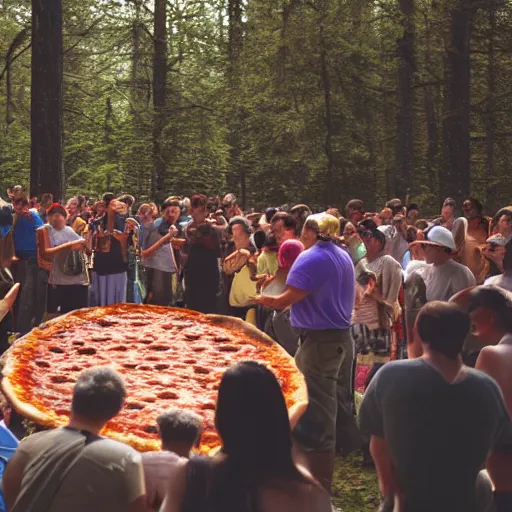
484, 273, 512, 292
407, 259, 476, 302
47, 225, 89, 286
141, 451, 181, 511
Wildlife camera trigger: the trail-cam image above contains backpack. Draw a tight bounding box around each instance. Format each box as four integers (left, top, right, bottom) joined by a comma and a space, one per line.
62, 250, 85, 276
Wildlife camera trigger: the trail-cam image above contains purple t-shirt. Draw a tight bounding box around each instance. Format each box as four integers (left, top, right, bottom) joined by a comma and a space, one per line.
286, 241, 355, 330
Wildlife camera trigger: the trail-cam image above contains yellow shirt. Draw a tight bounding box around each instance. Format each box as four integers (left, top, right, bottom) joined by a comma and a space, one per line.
257, 250, 279, 276
229, 264, 257, 307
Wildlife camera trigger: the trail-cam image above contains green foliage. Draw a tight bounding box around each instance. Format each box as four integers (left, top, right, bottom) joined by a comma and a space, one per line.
0, 0, 511, 214
332, 453, 381, 512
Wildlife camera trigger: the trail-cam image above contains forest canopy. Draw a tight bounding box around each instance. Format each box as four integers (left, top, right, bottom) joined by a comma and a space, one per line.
0, 0, 511, 215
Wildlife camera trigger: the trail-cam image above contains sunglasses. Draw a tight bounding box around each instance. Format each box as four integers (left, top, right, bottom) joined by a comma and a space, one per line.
361, 230, 374, 239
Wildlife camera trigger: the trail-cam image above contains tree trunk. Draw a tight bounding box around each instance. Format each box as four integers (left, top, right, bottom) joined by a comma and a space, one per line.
423, 11, 439, 199
319, 21, 335, 206
4, 29, 29, 134
227, 0, 244, 203
485, 7, 496, 188
103, 98, 117, 192
130, 0, 145, 198
31, 0, 63, 200
441, 0, 472, 202
395, 0, 415, 202
152, 0, 167, 203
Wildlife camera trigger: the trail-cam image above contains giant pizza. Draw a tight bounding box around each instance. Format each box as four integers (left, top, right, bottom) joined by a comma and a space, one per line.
0, 304, 307, 453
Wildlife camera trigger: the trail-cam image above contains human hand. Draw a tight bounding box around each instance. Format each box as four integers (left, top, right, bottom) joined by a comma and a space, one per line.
253, 294, 273, 308
363, 278, 378, 297
163, 226, 178, 241
260, 274, 275, 289
70, 239, 86, 251
3, 283, 20, 310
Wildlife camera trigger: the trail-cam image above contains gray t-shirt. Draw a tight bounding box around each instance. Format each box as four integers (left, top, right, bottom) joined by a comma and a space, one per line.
359, 359, 512, 512
141, 220, 176, 273
407, 259, 476, 302
47, 225, 88, 286
15, 428, 145, 512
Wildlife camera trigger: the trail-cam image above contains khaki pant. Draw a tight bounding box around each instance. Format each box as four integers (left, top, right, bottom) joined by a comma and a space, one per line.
294, 328, 353, 452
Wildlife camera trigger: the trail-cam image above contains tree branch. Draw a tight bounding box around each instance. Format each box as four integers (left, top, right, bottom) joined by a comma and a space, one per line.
63, 107, 102, 125
0, 27, 31, 82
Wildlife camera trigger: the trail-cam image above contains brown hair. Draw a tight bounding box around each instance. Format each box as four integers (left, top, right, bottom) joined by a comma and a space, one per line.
416, 302, 470, 359
13, 195, 29, 207
190, 194, 208, 209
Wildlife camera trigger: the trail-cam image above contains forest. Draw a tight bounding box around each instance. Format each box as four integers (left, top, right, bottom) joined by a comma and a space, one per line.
0, 0, 511, 215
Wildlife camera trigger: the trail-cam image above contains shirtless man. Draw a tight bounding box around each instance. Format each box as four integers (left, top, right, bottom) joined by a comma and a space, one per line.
434, 197, 457, 231
470, 286, 512, 511
485, 239, 512, 292
461, 198, 490, 283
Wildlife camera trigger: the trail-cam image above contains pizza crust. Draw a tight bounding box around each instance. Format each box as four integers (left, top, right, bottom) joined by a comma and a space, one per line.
1, 377, 59, 427
206, 313, 308, 407
1, 304, 308, 451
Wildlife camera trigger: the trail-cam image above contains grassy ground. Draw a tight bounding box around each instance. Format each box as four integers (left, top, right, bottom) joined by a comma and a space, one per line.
331, 453, 381, 512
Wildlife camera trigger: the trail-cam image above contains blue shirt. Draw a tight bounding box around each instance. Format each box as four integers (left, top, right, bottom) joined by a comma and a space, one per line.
13, 211, 43, 256
0, 419, 19, 511
286, 241, 355, 330
402, 250, 411, 271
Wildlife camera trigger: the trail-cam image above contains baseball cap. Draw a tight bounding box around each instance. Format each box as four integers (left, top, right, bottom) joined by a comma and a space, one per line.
410, 225, 456, 252
360, 226, 387, 248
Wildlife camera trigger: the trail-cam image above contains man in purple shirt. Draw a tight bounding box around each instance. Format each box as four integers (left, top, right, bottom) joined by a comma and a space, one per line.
256, 212, 355, 491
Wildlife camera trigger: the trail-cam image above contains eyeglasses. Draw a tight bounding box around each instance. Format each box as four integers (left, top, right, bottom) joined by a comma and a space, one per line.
361, 230, 373, 239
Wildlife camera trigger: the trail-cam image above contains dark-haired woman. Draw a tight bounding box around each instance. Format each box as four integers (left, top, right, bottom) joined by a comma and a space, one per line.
160, 361, 331, 512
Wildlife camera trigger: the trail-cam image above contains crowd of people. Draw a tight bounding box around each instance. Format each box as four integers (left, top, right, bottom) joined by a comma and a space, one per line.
0, 184, 512, 511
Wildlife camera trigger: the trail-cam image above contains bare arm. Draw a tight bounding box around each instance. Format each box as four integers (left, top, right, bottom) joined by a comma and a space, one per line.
2, 449, 29, 510
0, 283, 20, 323
370, 436, 401, 497
141, 236, 170, 259
37, 227, 84, 258
43, 239, 85, 257
254, 285, 308, 310
141, 227, 177, 259
406, 318, 423, 359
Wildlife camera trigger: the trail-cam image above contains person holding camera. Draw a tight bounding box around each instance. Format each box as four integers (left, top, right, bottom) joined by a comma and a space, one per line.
141, 200, 182, 306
